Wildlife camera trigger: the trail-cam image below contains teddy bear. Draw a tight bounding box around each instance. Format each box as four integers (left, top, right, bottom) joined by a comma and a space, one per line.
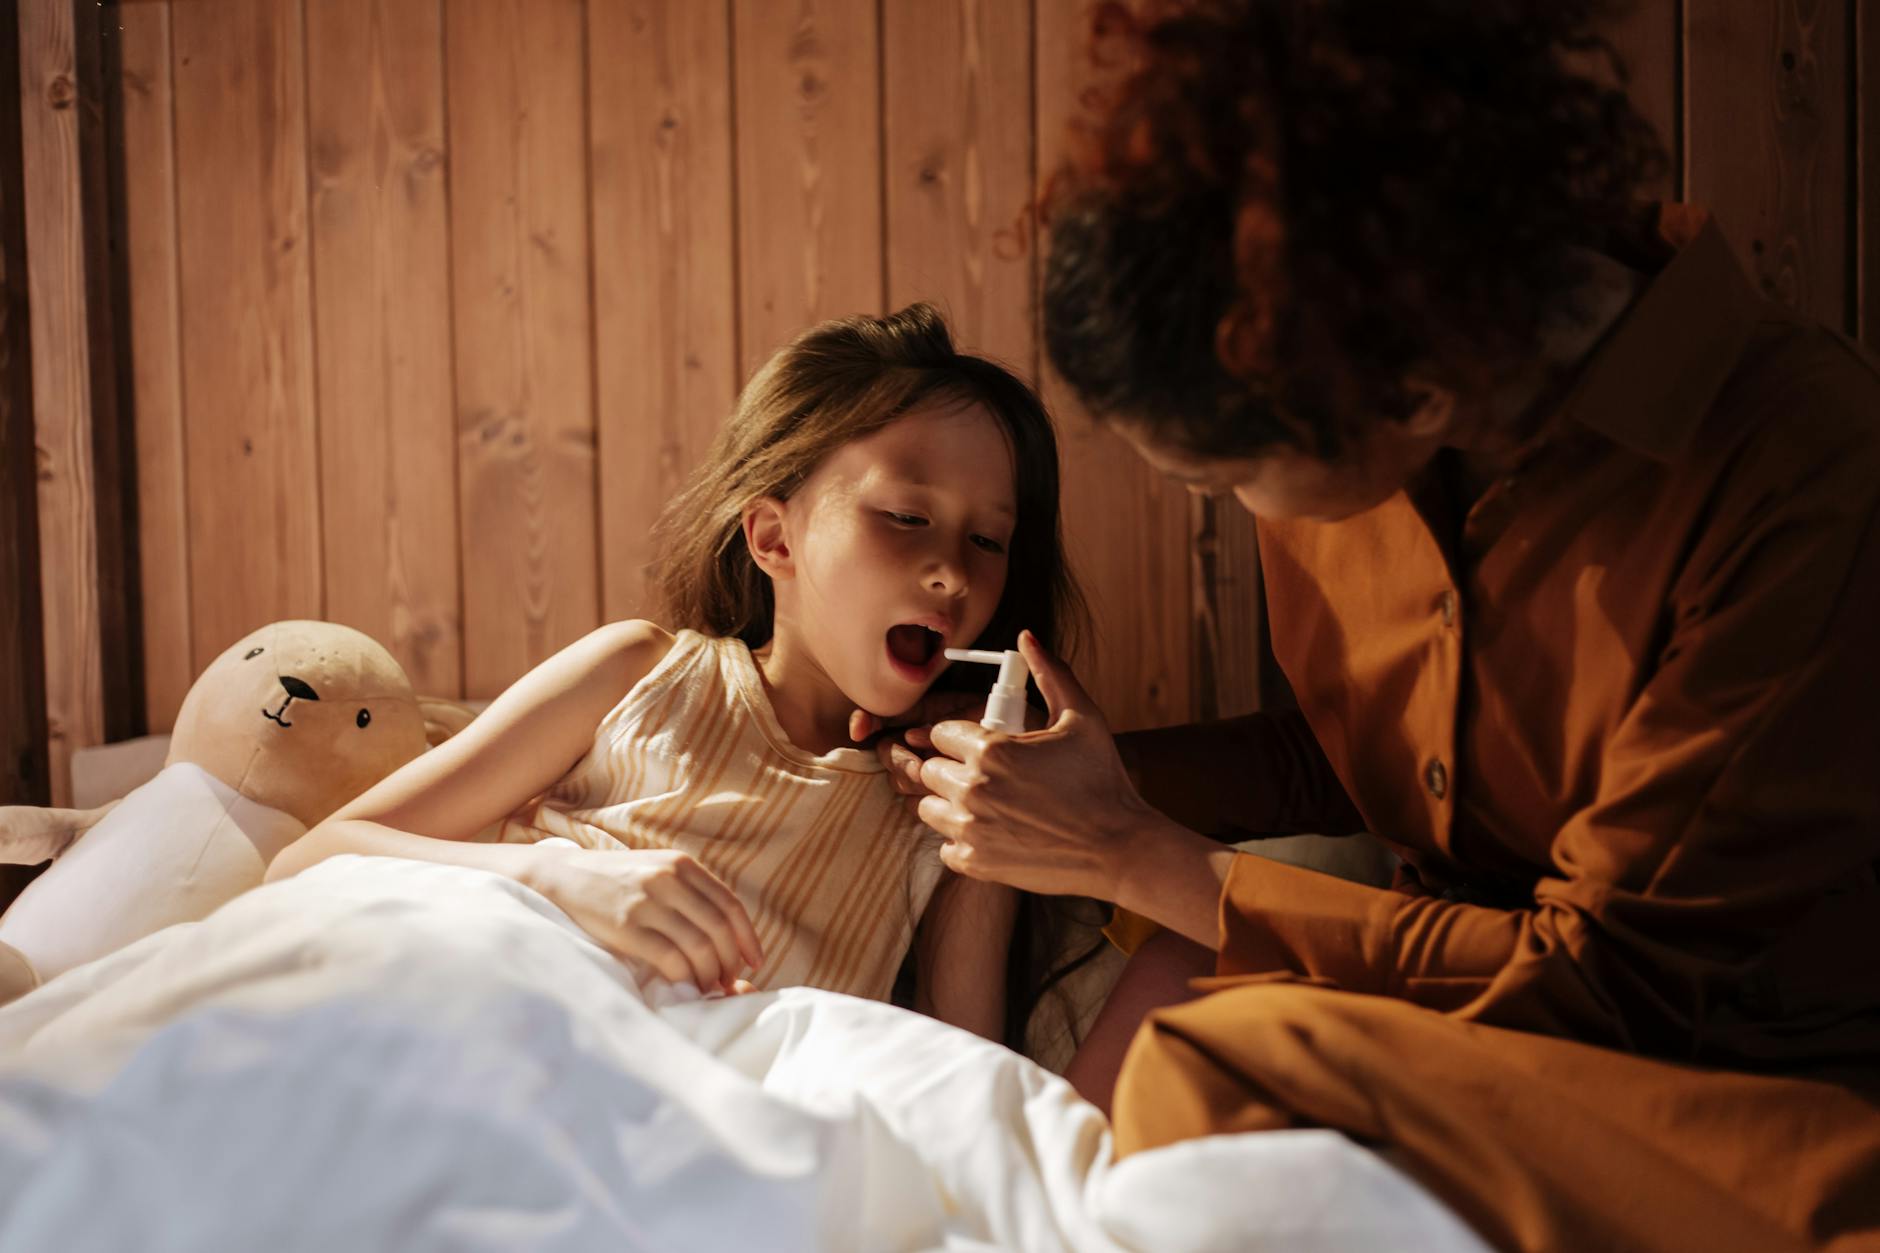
0, 620, 474, 1004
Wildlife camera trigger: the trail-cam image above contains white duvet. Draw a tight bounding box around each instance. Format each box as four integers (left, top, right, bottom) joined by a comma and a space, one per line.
0, 856, 1486, 1252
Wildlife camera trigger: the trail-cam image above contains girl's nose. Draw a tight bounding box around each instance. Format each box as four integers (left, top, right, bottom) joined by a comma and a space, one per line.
925, 545, 969, 595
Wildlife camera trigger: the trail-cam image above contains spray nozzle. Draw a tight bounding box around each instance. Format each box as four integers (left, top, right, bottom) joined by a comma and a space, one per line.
943, 646, 1031, 734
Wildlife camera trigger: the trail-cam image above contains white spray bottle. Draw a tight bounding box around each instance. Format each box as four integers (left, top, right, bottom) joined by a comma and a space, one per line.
942, 646, 1031, 734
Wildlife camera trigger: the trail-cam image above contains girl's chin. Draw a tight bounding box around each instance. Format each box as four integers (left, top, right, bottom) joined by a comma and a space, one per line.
856, 669, 946, 721
858, 690, 926, 721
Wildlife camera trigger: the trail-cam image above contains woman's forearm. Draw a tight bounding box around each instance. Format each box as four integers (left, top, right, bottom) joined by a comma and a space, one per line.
1103, 812, 1242, 950
265, 818, 548, 890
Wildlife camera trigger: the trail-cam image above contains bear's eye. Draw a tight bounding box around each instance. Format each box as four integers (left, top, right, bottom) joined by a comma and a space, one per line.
244, 647, 264, 660
356, 709, 371, 729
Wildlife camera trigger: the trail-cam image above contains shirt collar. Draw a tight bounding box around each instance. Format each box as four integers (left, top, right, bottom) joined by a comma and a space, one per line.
1553, 204, 1763, 463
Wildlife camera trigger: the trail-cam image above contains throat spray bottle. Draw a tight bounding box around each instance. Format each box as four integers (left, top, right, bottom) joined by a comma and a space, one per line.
942, 647, 1031, 733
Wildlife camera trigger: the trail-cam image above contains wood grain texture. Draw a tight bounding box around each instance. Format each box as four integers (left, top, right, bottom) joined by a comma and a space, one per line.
1861, 0, 1877, 352
0, 0, 50, 808
94, 0, 1879, 747
306, 0, 462, 697
882, 0, 1036, 373
1034, 0, 1192, 730
117, 1, 191, 731
18, 0, 104, 804
170, 0, 323, 667
1686, 0, 1850, 329
80, 0, 140, 746
445, 0, 600, 697
1189, 495, 1268, 720
588, 0, 737, 623
1603, 0, 1681, 196
732, 0, 883, 380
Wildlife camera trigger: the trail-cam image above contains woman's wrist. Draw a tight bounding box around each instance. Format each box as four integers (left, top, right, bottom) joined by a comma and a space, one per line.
1101, 808, 1237, 950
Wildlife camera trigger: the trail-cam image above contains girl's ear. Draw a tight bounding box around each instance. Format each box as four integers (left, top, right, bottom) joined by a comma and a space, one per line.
741, 497, 793, 579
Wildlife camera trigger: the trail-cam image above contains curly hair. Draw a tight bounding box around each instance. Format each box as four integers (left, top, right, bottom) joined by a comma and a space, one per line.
1041, 0, 1668, 460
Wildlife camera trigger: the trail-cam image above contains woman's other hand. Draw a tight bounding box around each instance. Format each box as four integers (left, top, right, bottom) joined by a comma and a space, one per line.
525, 844, 764, 994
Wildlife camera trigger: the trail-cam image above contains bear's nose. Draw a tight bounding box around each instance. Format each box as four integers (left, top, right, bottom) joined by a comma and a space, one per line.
280, 675, 321, 702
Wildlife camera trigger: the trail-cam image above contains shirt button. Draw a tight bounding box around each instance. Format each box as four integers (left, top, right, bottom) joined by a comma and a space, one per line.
1438, 590, 1457, 627
1424, 758, 1448, 800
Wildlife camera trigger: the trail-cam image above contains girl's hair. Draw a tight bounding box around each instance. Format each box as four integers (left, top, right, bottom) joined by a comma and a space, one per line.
653, 302, 1084, 667
653, 303, 1097, 1053
1040, 0, 1668, 461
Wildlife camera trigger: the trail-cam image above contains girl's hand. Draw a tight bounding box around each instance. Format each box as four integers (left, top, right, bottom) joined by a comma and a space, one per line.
526, 844, 764, 993
848, 688, 985, 749
909, 632, 1160, 899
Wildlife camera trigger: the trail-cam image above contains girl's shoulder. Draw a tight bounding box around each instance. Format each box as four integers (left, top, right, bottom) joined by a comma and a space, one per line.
501, 619, 681, 734
581, 619, 681, 698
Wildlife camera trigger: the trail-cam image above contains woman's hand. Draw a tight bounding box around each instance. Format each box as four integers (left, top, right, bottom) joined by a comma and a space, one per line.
525, 844, 764, 994
853, 674, 1045, 782
900, 632, 1162, 899
851, 686, 987, 793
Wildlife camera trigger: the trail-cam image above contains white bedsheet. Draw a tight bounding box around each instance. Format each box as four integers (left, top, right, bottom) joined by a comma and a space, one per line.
0, 856, 1488, 1252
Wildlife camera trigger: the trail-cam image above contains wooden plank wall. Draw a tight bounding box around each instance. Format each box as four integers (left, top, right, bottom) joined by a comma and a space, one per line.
306, 0, 460, 699
1688, 1, 1850, 325
18, 0, 1880, 786
18, 0, 106, 807
588, 1, 736, 624
16, 0, 142, 807
1, 3, 51, 810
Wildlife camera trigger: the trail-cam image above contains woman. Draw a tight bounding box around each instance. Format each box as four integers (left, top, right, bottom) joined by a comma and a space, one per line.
875, 2, 1880, 1250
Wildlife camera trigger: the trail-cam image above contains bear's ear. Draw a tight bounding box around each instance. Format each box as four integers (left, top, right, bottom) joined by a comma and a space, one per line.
418, 697, 478, 748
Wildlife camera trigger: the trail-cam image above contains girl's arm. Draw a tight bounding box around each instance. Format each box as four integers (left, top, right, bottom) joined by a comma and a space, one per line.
267, 621, 764, 991
271, 620, 668, 860
914, 872, 1018, 1042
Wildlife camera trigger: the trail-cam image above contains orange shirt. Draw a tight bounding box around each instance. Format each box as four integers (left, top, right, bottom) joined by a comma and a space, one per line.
1142, 206, 1880, 1065
1116, 206, 1880, 1252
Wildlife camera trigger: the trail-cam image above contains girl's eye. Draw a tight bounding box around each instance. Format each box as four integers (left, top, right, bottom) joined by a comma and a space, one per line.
970, 534, 1008, 555
244, 647, 264, 660
882, 511, 926, 527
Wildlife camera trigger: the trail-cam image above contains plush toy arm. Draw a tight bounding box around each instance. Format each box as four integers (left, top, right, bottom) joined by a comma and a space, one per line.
0, 800, 119, 865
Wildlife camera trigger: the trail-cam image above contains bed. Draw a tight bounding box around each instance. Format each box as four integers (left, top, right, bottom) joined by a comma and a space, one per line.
0, 853, 1487, 1251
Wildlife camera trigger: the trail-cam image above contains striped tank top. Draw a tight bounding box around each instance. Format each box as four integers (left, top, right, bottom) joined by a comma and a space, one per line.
498, 629, 944, 1001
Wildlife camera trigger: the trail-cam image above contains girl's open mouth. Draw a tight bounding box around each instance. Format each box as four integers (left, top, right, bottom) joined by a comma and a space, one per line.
885, 624, 946, 681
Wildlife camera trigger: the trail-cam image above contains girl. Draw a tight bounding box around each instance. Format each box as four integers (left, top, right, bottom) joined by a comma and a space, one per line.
269, 304, 1084, 1041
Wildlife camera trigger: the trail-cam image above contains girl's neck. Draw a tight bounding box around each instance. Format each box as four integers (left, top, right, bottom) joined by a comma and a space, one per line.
747, 627, 857, 757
